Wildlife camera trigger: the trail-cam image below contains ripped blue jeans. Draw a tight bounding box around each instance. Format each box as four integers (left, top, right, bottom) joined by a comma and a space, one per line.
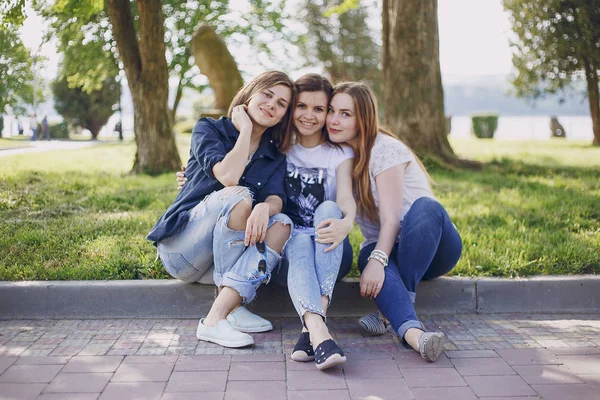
157, 186, 292, 303
285, 201, 344, 323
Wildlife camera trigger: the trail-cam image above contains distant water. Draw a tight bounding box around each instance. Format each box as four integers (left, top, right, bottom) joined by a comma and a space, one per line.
449, 116, 594, 141
2, 114, 595, 141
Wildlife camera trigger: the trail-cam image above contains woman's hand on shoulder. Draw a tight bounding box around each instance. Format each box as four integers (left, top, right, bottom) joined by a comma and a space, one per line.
245, 202, 270, 246
360, 259, 385, 299
316, 218, 353, 252
176, 166, 187, 191
232, 105, 253, 134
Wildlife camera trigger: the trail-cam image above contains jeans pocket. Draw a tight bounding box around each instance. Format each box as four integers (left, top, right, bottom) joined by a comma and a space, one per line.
160, 251, 202, 283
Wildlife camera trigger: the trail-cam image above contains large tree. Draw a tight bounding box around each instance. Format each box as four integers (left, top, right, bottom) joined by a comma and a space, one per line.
504, 0, 600, 146
52, 73, 119, 140
381, 0, 473, 166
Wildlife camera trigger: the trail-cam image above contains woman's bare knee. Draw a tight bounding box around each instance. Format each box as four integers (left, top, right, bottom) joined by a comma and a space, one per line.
228, 197, 252, 231
265, 221, 291, 253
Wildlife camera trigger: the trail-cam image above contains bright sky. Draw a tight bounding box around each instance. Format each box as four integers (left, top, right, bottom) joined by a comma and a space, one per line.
19, 0, 515, 80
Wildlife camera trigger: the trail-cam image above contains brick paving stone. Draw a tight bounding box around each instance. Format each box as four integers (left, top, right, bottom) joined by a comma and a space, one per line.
345, 378, 413, 399
62, 356, 123, 373
444, 350, 499, 358
231, 353, 284, 362
401, 368, 467, 388
0, 356, 17, 373
37, 394, 100, 399
557, 354, 600, 374
496, 348, 561, 365
342, 359, 402, 380
228, 361, 285, 381
464, 375, 536, 397
0, 364, 63, 383
287, 389, 350, 400
164, 371, 228, 392
450, 357, 516, 376
112, 362, 174, 382
287, 369, 347, 391
14, 356, 70, 366
513, 364, 586, 385
99, 382, 165, 400
393, 351, 453, 368
44, 372, 112, 393
411, 386, 478, 400
162, 393, 224, 400
547, 347, 600, 356
0, 383, 47, 400
174, 355, 230, 371
532, 383, 600, 400
225, 381, 287, 400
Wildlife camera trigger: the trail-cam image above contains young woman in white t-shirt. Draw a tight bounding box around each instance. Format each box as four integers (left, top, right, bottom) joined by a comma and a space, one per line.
327, 82, 462, 362
279, 74, 356, 370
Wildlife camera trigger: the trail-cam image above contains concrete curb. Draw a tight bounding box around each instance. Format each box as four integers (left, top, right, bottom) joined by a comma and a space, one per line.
0, 276, 598, 319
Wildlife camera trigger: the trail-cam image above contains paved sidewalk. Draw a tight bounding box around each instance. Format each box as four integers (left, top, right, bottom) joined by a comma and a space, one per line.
0, 314, 599, 399
0, 140, 104, 158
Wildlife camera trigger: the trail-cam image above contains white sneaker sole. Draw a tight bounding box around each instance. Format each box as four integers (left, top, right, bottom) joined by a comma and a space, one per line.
196, 332, 254, 348
422, 333, 445, 362
229, 322, 273, 333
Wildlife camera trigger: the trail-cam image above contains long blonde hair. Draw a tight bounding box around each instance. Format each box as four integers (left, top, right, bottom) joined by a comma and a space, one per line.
332, 82, 431, 222
228, 71, 296, 152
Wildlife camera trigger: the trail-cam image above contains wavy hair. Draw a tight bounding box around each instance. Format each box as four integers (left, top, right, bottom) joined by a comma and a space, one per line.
332, 82, 431, 222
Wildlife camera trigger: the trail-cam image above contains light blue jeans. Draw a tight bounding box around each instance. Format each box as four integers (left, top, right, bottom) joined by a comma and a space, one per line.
157, 186, 292, 303
286, 201, 344, 322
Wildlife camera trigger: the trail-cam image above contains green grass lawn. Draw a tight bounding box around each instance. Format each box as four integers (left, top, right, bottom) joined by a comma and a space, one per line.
1, 136, 598, 280
0, 137, 32, 149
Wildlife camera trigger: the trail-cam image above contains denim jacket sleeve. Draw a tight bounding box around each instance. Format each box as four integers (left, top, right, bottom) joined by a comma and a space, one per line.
256, 156, 287, 207
191, 119, 228, 180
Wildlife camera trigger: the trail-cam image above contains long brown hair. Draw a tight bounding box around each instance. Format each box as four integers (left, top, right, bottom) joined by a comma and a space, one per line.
228, 71, 296, 152
332, 82, 431, 223
280, 73, 336, 151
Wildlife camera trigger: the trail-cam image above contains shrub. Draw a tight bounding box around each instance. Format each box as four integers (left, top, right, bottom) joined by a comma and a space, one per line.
471, 114, 499, 139
49, 122, 69, 139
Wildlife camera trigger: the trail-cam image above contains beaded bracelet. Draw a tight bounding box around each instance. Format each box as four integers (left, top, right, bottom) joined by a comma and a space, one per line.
367, 249, 389, 267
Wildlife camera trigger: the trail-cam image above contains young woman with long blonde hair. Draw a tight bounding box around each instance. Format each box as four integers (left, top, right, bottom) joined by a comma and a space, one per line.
326, 82, 462, 362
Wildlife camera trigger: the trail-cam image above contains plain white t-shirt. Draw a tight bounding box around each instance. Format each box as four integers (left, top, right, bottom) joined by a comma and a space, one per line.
285, 142, 354, 234
356, 133, 435, 248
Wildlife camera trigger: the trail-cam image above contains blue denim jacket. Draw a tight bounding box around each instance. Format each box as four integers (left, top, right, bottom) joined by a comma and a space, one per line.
147, 117, 287, 245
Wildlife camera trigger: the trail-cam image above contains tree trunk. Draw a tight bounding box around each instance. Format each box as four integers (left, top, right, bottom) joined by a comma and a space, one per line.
171, 76, 184, 122
106, 0, 181, 174
584, 58, 600, 146
381, 0, 479, 168
192, 24, 243, 117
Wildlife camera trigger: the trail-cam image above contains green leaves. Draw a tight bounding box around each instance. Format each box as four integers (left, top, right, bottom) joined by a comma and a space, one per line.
0, 29, 34, 114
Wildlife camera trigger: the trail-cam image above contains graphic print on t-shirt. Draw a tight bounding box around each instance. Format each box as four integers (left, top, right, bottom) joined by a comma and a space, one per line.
285, 161, 327, 230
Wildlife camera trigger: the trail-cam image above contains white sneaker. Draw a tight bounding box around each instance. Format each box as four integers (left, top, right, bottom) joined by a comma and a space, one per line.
196, 318, 254, 348
227, 306, 273, 333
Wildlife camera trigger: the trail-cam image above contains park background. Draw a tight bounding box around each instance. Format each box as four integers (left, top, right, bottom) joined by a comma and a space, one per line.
1, 0, 599, 281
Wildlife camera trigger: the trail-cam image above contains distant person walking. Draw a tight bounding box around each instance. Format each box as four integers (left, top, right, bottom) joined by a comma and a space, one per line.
114, 121, 123, 141
17, 120, 24, 135
29, 114, 38, 141
41, 116, 50, 141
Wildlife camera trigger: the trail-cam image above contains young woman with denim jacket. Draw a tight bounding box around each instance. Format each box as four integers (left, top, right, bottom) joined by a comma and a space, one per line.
148, 71, 296, 348
327, 82, 463, 362
177, 74, 356, 368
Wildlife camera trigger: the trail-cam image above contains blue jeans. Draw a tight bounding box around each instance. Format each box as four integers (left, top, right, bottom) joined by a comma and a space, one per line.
285, 201, 347, 322
358, 197, 462, 340
157, 186, 292, 303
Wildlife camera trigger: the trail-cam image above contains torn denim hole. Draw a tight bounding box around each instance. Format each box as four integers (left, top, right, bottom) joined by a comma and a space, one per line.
218, 185, 253, 201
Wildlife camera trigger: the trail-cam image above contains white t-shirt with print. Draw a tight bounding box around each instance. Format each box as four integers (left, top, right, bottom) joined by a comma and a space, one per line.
356, 133, 435, 248
285, 142, 354, 234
